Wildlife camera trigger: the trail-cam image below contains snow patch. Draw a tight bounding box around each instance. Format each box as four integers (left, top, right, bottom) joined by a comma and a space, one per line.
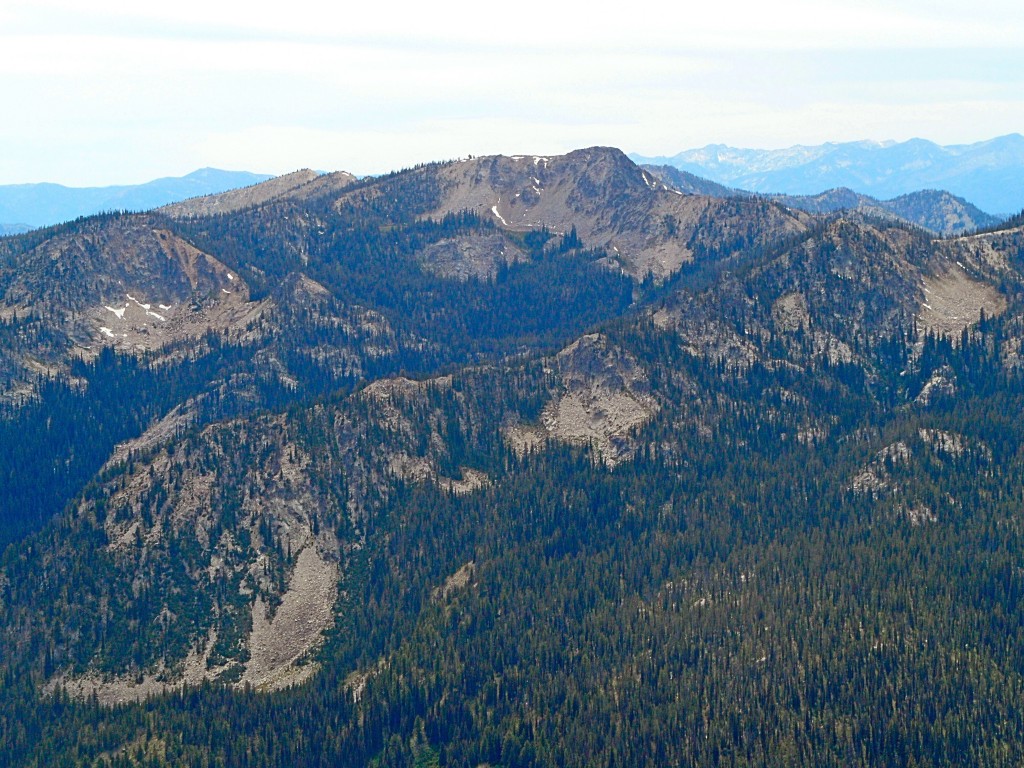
105, 305, 126, 319
491, 204, 509, 226
158, 304, 171, 311
100, 327, 115, 338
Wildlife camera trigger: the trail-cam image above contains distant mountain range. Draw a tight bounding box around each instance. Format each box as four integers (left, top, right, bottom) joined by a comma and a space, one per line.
9, 136, 1021, 236
631, 134, 1024, 216
0, 168, 274, 231
643, 165, 1001, 236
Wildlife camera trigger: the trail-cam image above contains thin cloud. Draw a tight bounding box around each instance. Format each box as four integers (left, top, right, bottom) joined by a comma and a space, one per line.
1, 0, 1022, 184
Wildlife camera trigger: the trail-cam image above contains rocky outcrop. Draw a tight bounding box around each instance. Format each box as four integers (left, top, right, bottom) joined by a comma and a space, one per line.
505, 334, 658, 465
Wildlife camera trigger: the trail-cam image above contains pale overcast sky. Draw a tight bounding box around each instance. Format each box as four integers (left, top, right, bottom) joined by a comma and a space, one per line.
2, 0, 1022, 185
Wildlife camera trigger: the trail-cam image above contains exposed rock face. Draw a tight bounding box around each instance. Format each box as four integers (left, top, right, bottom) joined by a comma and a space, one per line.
657, 217, 924, 370
0, 216, 251, 398
45, 362, 506, 700
654, 214, 1012, 378
54, 543, 338, 704
0, 216, 399, 403
851, 441, 912, 496
416, 233, 528, 280
54, 414, 342, 699
427, 147, 809, 280
944, 224, 1024, 275
771, 292, 810, 333
918, 266, 1005, 339
505, 334, 658, 465
432, 561, 476, 603
848, 428, 990, 527
915, 365, 958, 406
1, 221, 237, 325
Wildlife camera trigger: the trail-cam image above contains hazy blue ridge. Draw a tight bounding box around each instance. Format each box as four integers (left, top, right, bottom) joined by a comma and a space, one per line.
643, 164, 1001, 235
0, 223, 33, 236
0, 168, 274, 229
631, 134, 1024, 216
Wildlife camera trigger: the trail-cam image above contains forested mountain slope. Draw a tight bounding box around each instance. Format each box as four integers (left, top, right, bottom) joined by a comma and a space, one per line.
2, 148, 1024, 766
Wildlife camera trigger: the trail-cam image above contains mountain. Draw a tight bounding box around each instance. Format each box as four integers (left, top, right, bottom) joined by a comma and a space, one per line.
4, 147, 1024, 765
0, 223, 32, 236
0, 167, 275, 230
159, 169, 341, 219
632, 134, 1024, 216
644, 164, 1001, 235
422, 147, 807, 279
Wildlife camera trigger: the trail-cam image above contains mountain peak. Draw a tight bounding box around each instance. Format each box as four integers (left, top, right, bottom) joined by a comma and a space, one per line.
562, 145, 634, 163
423, 147, 807, 279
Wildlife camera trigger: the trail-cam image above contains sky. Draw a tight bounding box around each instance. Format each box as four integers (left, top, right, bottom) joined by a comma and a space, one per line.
2, 0, 1023, 186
